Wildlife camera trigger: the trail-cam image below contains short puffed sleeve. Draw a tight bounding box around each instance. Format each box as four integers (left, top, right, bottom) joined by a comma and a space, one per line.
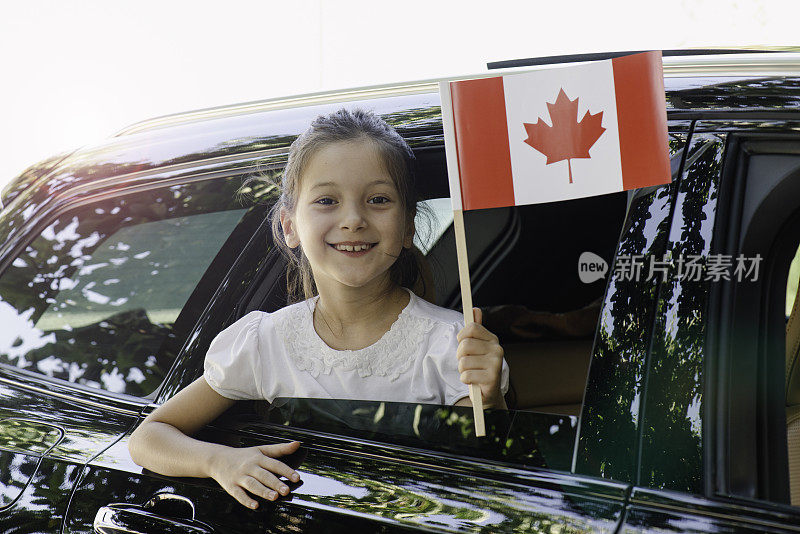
203, 311, 265, 400
424, 320, 511, 406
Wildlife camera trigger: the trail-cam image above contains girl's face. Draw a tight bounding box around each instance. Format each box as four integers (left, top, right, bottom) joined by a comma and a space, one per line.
280, 138, 413, 294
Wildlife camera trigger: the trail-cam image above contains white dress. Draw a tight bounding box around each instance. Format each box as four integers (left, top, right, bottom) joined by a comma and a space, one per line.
203, 288, 510, 406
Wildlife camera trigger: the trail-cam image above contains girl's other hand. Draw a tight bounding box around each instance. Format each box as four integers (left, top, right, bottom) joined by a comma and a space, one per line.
208, 441, 302, 509
456, 308, 507, 410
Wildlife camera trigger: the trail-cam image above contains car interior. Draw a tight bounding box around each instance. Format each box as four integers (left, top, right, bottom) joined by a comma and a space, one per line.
421, 195, 626, 416
724, 149, 800, 507
786, 244, 800, 505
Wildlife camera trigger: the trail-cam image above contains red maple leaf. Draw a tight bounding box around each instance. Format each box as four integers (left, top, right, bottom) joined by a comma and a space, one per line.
523, 88, 606, 183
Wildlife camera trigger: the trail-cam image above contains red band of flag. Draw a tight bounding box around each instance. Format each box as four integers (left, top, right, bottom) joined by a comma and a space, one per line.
612, 51, 670, 191
450, 77, 516, 211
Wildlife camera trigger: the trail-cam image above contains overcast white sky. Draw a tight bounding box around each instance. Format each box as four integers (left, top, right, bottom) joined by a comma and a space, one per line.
1, 0, 797, 189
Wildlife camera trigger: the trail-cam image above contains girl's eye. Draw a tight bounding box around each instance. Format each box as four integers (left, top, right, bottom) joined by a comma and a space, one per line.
368, 196, 391, 205
315, 197, 336, 206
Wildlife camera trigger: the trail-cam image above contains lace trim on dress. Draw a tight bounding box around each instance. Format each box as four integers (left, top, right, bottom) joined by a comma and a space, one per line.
276, 294, 434, 381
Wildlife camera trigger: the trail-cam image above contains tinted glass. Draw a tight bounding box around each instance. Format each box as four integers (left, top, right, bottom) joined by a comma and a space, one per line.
242, 398, 577, 471
0, 176, 274, 397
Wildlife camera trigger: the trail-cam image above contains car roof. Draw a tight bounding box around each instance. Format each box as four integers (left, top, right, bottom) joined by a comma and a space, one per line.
5, 51, 800, 209
114, 51, 800, 137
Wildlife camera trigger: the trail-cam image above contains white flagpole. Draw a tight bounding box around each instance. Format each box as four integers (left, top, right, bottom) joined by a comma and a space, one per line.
440, 81, 486, 437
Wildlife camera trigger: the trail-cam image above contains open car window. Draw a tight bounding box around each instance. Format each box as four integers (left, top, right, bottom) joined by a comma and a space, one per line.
201, 137, 688, 473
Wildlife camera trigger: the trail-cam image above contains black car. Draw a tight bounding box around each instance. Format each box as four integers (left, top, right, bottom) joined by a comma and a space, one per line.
2, 50, 800, 533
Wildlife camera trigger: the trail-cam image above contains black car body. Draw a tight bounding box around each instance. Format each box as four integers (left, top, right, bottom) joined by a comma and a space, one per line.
2, 51, 800, 533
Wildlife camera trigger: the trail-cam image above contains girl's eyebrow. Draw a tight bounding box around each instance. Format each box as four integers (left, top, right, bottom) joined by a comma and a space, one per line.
309, 181, 337, 190
367, 179, 394, 188
309, 179, 393, 190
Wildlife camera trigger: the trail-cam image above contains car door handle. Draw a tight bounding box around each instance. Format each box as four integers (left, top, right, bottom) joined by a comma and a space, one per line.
94, 493, 214, 534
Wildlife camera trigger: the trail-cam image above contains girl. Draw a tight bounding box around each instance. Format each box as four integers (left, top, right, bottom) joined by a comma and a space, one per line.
128, 108, 509, 510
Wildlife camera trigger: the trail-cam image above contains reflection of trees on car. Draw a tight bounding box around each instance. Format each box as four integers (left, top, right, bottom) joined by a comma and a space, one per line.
254, 398, 577, 470
0, 176, 275, 397
302, 464, 489, 525
575, 137, 686, 483
640, 135, 724, 493
23, 309, 171, 397
382, 106, 443, 132
668, 77, 800, 112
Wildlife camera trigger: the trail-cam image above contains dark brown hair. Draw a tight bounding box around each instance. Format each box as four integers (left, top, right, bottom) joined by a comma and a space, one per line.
265, 108, 429, 303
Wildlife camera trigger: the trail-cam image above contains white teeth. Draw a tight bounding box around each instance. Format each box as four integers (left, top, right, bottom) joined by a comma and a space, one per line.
335, 243, 371, 252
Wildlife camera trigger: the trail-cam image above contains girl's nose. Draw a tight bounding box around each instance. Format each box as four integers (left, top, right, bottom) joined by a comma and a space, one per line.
339, 202, 367, 231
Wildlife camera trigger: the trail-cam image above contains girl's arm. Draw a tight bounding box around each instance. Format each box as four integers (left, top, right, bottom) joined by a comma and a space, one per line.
128, 377, 301, 509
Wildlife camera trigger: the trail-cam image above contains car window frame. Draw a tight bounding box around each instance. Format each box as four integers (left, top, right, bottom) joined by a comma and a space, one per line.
165, 162, 647, 485
143, 120, 689, 493
706, 131, 800, 507
155, 131, 695, 487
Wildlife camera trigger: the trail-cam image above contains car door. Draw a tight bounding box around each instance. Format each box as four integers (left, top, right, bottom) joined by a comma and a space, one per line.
0, 163, 273, 532
71, 398, 633, 533
619, 118, 800, 532
63, 125, 692, 534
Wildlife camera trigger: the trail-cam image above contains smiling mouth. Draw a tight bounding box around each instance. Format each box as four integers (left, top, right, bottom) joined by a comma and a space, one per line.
329, 242, 375, 252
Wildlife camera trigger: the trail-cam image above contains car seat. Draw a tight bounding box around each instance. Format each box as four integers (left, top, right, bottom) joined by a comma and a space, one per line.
786, 278, 800, 504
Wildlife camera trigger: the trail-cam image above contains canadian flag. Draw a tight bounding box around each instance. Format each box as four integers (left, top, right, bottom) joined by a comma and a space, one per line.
440, 51, 671, 211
